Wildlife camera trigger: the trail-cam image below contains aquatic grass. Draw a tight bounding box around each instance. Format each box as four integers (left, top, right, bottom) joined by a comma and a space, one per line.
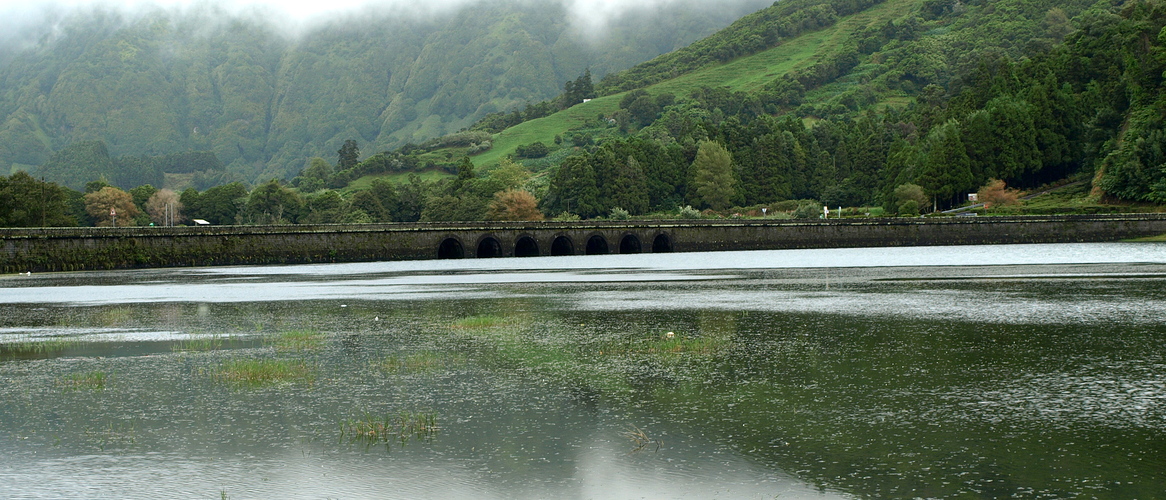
214, 359, 316, 387
171, 335, 236, 352
622, 425, 663, 453
593, 332, 729, 357
2, 338, 82, 359
340, 411, 438, 450
377, 351, 465, 374
651, 335, 726, 355
58, 371, 108, 391
496, 342, 575, 368
96, 307, 134, 327
85, 419, 137, 450
450, 315, 510, 329
271, 330, 325, 352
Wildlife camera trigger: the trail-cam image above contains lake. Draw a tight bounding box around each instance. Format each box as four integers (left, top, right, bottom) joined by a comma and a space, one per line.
2, 242, 1165, 499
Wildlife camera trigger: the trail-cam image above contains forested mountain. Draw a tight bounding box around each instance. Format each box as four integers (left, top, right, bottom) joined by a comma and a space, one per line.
0, 0, 771, 187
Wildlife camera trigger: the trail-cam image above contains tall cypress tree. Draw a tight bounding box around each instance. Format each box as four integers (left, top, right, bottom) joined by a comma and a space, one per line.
690, 140, 736, 210
610, 156, 649, 215
546, 155, 600, 218
337, 140, 360, 171
918, 120, 973, 210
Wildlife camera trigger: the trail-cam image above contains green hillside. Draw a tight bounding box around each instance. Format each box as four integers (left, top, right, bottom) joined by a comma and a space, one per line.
476, 0, 920, 166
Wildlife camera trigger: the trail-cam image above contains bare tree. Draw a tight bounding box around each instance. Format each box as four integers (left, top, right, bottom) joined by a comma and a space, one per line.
146, 189, 185, 226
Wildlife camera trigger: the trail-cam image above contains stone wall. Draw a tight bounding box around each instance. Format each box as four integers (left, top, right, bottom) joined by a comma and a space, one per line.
2, 215, 1164, 273
668, 215, 1166, 252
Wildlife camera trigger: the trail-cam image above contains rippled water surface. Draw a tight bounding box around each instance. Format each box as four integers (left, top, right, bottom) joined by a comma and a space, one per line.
2, 243, 1165, 499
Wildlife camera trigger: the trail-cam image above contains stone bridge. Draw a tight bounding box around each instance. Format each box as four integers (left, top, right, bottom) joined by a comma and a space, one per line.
430, 223, 674, 259
2, 214, 1165, 273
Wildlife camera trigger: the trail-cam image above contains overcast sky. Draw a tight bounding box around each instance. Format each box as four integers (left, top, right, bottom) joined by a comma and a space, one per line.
0, 0, 762, 51
0, 0, 729, 29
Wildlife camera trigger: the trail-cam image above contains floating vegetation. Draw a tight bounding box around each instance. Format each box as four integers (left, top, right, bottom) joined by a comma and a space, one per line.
593, 332, 729, 356
59, 371, 108, 391
652, 334, 725, 354
85, 419, 137, 450
340, 411, 439, 450
622, 425, 662, 453
2, 338, 82, 360
271, 330, 325, 352
171, 335, 236, 352
95, 307, 135, 327
451, 315, 510, 329
214, 359, 316, 387
377, 351, 466, 374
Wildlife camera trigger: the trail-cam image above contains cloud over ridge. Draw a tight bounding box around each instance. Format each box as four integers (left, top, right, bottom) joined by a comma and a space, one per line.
0, 0, 736, 25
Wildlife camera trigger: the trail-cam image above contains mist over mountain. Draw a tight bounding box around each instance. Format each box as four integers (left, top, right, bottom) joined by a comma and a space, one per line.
0, 0, 773, 185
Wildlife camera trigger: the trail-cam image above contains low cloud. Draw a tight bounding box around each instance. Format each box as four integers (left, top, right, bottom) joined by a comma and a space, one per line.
0, 0, 746, 31
0, 0, 763, 54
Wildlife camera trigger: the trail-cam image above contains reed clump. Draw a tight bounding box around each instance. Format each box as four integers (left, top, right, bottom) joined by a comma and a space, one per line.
271, 330, 325, 351
215, 359, 315, 386
172, 335, 235, 352
2, 338, 81, 359
86, 419, 138, 450
650, 335, 725, 354
594, 332, 727, 356
95, 307, 134, 326
377, 351, 465, 374
59, 371, 108, 390
622, 424, 663, 453
340, 411, 438, 450
450, 315, 510, 329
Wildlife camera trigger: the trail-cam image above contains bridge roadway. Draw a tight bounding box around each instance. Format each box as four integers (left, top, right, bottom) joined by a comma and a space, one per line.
2, 214, 1166, 272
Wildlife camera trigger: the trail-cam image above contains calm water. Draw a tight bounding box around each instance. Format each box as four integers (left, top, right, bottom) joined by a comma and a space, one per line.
2, 243, 1165, 499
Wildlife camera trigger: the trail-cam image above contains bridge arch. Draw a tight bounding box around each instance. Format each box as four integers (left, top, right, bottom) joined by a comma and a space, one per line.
476, 236, 503, 258
619, 234, 642, 254
514, 235, 540, 257
585, 234, 609, 255
551, 235, 574, 256
437, 237, 465, 259
652, 233, 673, 253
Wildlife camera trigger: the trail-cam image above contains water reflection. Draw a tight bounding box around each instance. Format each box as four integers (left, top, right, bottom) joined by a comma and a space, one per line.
1, 243, 1165, 498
